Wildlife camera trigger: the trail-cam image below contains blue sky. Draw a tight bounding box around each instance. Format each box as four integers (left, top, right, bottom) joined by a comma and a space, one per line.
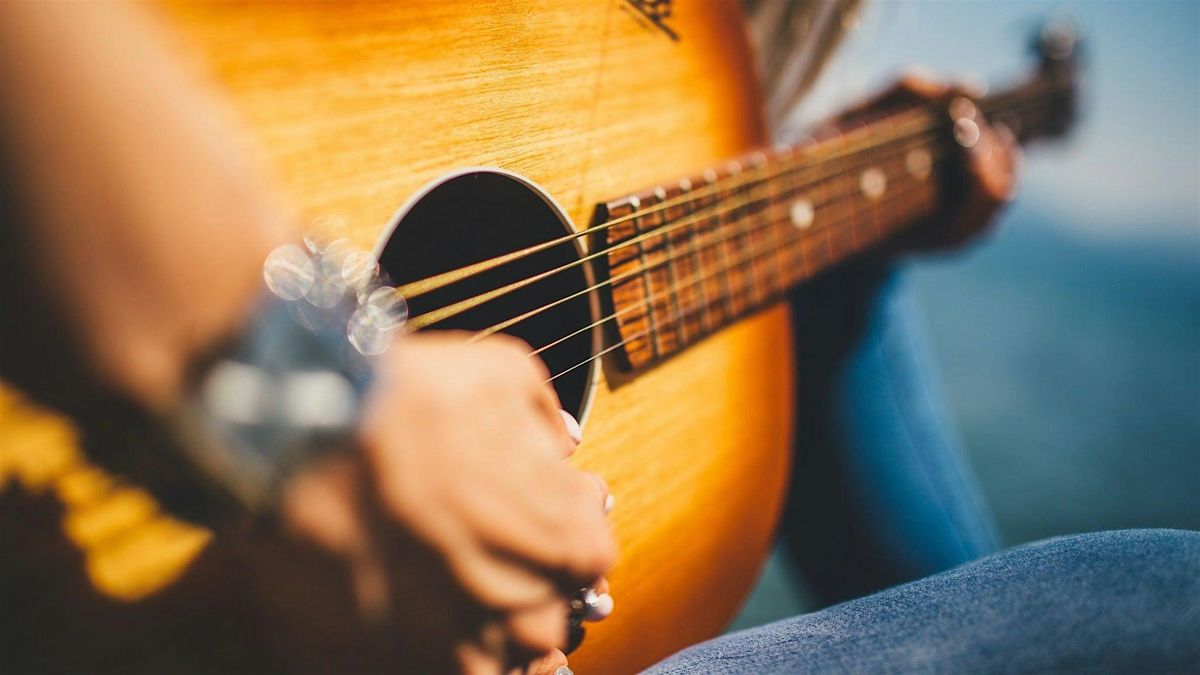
795, 0, 1200, 244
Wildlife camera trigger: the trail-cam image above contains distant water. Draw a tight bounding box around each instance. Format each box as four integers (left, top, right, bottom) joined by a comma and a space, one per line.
729, 204, 1200, 632
910, 205, 1200, 544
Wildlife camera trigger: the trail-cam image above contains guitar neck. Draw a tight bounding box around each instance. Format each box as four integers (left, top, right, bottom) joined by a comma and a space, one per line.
595, 68, 1076, 372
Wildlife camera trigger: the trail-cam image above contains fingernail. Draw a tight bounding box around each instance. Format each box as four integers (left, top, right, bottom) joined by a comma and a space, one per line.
585, 591, 614, 622
555, 667, 574, 675
604, 493, 616, 515
560, 409, 583, 445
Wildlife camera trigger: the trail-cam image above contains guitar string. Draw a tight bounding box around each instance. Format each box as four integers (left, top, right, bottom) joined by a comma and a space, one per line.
466, 145, 951, 344
537, 91, 1067, 381
391, 80, 1063, 303
403, 125, 943, 329
395, 109, 942, 300
539, 173, 941, 381
462, 137, 946, 338
403, 89, 1061, 331
528, 174, 938, 360
405, 129, 945, 330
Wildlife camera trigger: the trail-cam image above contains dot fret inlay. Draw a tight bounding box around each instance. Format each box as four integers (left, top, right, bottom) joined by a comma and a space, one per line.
860, 168, 887, 200
790, 199, 814, 229
905, 148, 933, 179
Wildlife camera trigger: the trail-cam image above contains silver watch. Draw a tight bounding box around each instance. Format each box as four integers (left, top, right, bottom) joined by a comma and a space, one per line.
170, 238, 408, 513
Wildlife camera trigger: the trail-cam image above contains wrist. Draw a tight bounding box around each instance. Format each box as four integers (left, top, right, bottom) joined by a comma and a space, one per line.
164, 238, 408, 518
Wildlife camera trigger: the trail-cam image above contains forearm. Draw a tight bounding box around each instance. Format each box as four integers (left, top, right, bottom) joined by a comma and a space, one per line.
0, 1, 292, 411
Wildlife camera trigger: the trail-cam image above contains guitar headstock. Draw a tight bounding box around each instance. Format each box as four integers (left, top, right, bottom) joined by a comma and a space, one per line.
982, 16, 1083, 145
1031, 16, 1082, 138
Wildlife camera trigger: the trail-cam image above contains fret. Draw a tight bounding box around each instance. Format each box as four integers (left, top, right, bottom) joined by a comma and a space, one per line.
874, 125, 939, 239
716, 164, 753, 318
791, 151, 817, 285
892, 117, 939, 234
890, 144, 929, 229
631, 191, 678, 359
742, 153, 779, 307
770, 144, 804, 290
639, 187, 683, 355
806, 133, 837, 272
860, 172, 886, 245
603, 196, 657, 369
909, 129, 942, 222
699, 169, 736, 326
785, 139, 821, 282
724, 162, 763, 309
764, 152, 791, 301
826, 126, 861, 260
879, 152, 908, 236
665, 178, 708, 340
764, 159, 794, 295
858, 115, 892, 247
894, 168, 935, 228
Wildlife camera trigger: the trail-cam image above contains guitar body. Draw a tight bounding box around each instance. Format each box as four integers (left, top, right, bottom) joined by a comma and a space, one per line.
125, 2, 787, 672
166, 2, 792, 671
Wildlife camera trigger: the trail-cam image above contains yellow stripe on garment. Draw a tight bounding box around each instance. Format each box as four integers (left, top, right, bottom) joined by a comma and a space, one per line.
0, 385, 211, 600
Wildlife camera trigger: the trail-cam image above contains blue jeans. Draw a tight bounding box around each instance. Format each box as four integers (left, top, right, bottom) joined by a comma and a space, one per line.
783, 258, 999, 604
646, 529, 1200, 673
646, 262, 1200, 672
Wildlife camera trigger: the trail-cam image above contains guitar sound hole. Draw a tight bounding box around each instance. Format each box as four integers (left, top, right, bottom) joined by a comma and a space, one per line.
377, 169, 598, 420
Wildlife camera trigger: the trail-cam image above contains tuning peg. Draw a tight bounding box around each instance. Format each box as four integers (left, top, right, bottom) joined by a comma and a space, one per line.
1034, 15, 1082, 67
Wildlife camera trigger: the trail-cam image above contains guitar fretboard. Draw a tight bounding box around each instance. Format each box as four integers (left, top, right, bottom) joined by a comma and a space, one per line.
596, 73, 1074, 372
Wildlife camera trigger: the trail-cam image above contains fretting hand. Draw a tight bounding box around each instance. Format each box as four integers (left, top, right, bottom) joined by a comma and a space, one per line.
840, 72, 1021, 252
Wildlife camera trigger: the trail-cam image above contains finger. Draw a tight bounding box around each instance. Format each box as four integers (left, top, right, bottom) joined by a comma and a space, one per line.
966, 124, 1016, 206
895, 66, 949, 99
277, 456, 392, 621
582, 471, 613, 515
482, 335, 564, 432
448, 542, 564, 610
947, 140, 1010, 247
994, 122, 1023, 201
556, 472, 618, 580
473, 489, 615, 594
459, 638, 505, 675
456, 454, 609, 580
506, 600, 569, 654
523, 374, 573, 455
458, 451, 614, 586
559, 410, 583, 453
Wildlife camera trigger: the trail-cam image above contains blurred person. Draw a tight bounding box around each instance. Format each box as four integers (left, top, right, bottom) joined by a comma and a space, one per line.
1, 2, 1196, 675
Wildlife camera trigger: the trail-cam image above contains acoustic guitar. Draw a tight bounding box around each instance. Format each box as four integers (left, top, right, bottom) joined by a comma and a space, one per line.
0, 2, 1078, 673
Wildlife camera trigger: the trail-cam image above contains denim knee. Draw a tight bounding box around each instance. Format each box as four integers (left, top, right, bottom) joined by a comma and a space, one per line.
645, 529, 1199, 674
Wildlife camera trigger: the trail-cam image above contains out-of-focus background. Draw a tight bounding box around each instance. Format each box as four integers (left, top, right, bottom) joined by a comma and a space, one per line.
735, 0, 1200, 628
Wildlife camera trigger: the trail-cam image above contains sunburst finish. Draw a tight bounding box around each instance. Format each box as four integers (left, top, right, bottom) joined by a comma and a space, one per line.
1, 2, 794, 673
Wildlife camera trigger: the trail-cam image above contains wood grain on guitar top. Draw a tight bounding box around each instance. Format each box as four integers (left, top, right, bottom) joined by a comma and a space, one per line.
1, 2, 795, 672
